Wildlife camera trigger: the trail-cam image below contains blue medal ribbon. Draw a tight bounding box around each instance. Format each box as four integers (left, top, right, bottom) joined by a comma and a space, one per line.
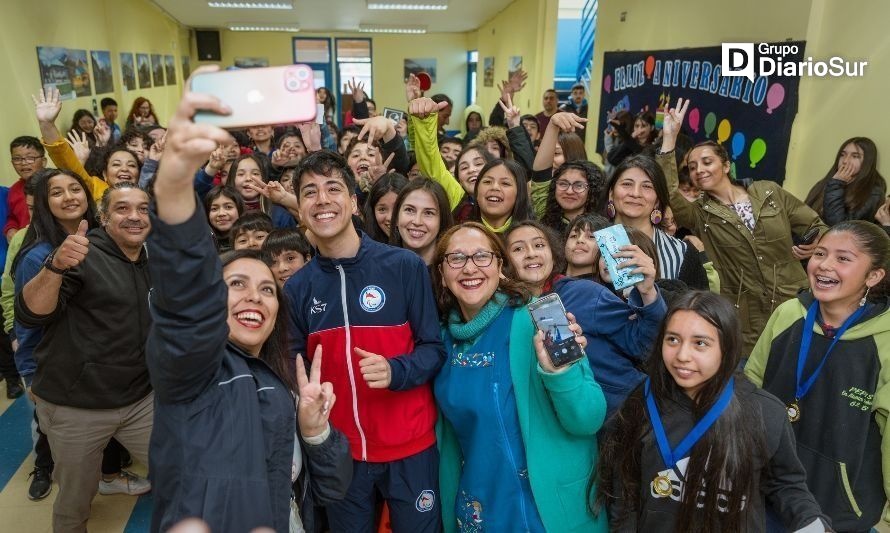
644, 376, 734, 469
795, 300, 867, 401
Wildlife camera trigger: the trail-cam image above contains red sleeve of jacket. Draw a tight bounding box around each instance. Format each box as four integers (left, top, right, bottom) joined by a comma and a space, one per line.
3, 180, 28, 235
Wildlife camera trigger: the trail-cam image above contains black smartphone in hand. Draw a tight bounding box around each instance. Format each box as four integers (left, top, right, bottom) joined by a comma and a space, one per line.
528, 294, 585, 368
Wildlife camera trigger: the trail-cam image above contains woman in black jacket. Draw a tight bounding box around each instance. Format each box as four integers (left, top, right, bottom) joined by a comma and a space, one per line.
805, 137, 886, 226
146, 68, 352, 533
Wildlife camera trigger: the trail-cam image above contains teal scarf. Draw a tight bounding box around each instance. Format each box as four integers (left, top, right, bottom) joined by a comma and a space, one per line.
447, 292, 510, 350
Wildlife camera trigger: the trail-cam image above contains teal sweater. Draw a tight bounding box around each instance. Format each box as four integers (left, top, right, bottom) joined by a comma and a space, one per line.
436, 299, 609, 532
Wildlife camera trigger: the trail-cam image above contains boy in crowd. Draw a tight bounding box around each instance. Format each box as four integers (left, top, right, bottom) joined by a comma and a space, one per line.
5, 137, 45, 241
100, 98, 121, 143
231, 212, 273, 251
261, 228, 312, 288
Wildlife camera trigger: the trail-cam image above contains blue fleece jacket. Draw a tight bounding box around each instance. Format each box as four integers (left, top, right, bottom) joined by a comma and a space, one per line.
552, 277, 667, 417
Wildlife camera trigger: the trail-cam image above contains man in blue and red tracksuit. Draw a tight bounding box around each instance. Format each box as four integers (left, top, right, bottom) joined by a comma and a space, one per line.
285, 150, 445, 532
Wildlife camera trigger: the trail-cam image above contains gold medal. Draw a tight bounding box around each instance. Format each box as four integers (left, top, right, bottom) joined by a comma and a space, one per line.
787, 401, 800, 423
652, 474, 673, 497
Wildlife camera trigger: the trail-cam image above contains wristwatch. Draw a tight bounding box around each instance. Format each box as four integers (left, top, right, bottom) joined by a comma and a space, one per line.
42, 250, 68, 276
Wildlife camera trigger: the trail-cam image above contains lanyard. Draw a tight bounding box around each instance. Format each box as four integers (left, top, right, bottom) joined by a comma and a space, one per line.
795, 301, 866, 400
644, 377, 734, 469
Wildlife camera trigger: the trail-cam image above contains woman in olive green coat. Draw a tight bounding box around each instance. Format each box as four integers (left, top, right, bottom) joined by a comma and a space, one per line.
656, 98, 827, 354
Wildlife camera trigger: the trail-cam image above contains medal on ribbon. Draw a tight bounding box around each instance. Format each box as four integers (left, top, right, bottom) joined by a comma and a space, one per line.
644, 377, 735, 497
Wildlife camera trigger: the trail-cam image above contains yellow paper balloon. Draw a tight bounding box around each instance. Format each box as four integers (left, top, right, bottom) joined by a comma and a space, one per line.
717, 119, 731, 144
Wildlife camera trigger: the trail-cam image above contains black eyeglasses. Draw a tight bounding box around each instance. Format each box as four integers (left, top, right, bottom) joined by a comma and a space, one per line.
11, 156, 43, 165
443, 251, 497, 269
555, 180, 589, 193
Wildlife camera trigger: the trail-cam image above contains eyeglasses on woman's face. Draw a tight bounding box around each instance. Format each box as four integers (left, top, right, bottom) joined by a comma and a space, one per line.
443, 250, 497, 269
555, 180, 589, 193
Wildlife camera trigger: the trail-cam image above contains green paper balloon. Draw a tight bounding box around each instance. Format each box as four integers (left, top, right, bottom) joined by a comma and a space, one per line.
704, 112, 717, 138
749, 138, 767, 168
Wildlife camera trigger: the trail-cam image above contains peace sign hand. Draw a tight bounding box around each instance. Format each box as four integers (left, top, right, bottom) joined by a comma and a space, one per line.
497, 93, 521, 129
296, 345, 336, 439
661, 97, 689, 149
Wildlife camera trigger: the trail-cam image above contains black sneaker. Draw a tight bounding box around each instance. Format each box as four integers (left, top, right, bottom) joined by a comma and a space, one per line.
27, 467, 52, 501
5, 378, 23, 399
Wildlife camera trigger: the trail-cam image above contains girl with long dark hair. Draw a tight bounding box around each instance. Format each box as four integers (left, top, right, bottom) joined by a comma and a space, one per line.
595, 291, 830, 532
746, 221, 890, 532
362, 173, 408, 242
390, 178, 453, 266
805, 137, 886, 226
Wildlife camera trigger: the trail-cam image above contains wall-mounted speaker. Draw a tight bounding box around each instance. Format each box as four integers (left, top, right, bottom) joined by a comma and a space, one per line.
195, 30, 221, 61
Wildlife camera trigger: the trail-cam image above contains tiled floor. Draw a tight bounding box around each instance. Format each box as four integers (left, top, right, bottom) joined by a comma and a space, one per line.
0, 381, 150, 532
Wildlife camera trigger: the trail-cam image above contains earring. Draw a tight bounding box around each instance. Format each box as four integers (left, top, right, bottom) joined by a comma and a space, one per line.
606, 200, 616, 219
649, 208, 663, 225
860, 286, 870, 307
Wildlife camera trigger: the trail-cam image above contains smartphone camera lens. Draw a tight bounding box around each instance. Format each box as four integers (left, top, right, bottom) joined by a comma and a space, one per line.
297, 69, 309, 80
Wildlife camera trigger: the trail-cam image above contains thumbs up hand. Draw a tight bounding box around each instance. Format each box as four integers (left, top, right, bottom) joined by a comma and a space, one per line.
52, 220, 91, 270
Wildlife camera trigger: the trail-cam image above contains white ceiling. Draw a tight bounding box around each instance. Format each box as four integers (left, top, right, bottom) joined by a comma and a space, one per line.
151, 0, 515, 33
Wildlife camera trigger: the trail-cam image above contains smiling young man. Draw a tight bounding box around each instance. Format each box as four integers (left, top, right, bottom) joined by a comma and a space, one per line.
16, 183, 153, 531
284, 150, 445, 531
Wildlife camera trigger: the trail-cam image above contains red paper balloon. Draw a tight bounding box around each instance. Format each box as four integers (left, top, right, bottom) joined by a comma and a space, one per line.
645, 56, 655, 79
417, 72, 432, 91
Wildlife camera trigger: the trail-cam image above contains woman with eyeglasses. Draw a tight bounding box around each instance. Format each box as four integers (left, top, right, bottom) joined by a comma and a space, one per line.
605, 153, 710, 291
530, 112, 608, 234
432, 222, 607, 532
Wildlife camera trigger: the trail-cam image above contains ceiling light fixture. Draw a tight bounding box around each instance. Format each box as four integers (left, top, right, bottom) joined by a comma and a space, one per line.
209, 1, 293, 9
367, 2, 448, 10
228, 24, 300, 32
358, 25, 427, 34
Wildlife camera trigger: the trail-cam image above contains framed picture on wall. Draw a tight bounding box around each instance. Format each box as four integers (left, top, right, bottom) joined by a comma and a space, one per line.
508, 56, 523, 78
120, 53, 136, 91
67, 49, 92, 97
136, 54, 151, 88
91, 50, 114, 94
151, 54, 164, 86
404, 58, 437, 83
36, 47, 75, 100
382, 108, 406, 126
182, 56, 191, 80
483, 57, 495, 87
164, 55, 176, 85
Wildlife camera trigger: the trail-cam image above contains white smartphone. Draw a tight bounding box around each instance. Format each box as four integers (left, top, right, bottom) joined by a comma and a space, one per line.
191, 65, 317, 128
527, 293, 585, 368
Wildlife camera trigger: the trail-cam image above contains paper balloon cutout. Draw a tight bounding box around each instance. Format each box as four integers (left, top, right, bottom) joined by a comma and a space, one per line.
687, 108, 700, 133
704, 112, 717, 138
603, 74, 612, 94
765, 83, 785, 114
731, 162, 737, 180
645, 56, 655, 79
717, 119, 731, 144
730, 132, 746, 160
749, 138, 767, 168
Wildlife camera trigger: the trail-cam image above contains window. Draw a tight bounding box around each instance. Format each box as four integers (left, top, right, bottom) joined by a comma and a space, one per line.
293, 37, 333, 95
467, 50, 478, 105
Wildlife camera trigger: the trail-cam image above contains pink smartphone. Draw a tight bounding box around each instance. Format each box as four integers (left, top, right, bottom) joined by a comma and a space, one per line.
191, 65, 317, 128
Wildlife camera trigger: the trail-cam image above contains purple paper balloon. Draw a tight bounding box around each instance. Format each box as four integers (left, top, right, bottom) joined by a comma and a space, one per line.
766, 83, 785, 114
603, 74, 612, 94
687, 108, 700, 133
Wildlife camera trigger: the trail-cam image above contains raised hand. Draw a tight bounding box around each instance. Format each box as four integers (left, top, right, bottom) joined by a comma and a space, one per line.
355, 346, 392, 389
497, 80, 514, 102
408, 97, 448, 119
245, 179, 294, 206
296, 345, 336, 439
549, 111, 587, 133
205, 145, 228, 175
405, 73, 422, 103
94, 119, 112, 147
297, 122, 322, 152
52, 220, 90, 271
33, 87, 63, 124
368, 152, 396, 183
661, 97, 689, 148
354, 115, 395, 146
498, 93, 521, 129
508, 68, 528, 94
148, 132, 166, 162
533, 311, 585, 374
66, 130, 91, 165
347, 77, 365, 104
270, 149, 296, 168
613, 244, 657, 298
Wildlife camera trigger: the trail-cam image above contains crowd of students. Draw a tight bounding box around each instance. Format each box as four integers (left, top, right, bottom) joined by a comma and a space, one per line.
0, 61, 888, 533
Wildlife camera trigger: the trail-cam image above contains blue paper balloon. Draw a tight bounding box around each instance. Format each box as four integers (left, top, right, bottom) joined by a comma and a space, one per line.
731, 131, 746, 160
